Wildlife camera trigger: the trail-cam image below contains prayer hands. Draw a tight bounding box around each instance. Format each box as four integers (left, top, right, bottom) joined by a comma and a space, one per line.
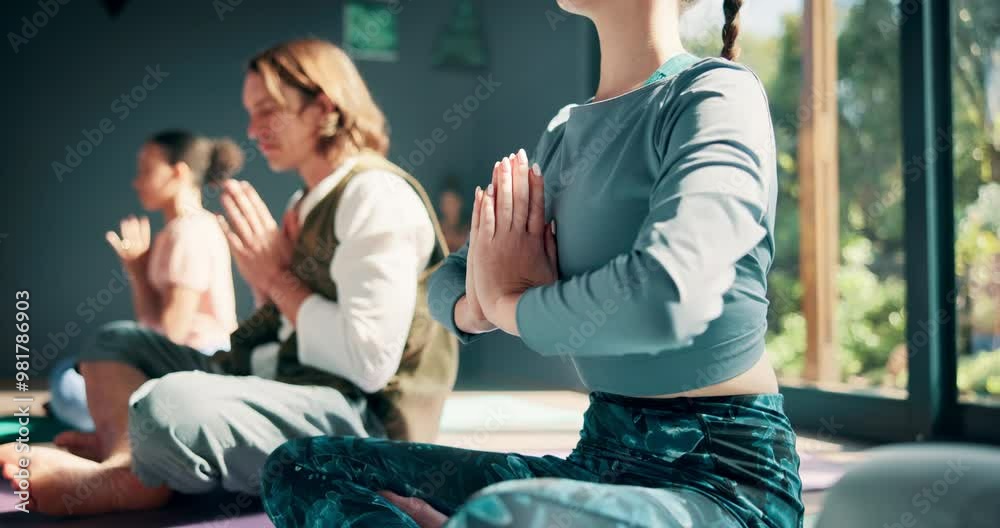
218, 180, 293, 299
471, 149, 558, 335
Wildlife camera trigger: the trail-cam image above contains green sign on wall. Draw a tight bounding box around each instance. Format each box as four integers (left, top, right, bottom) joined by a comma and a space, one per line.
433, 0, 488, 71
344, 0, 400, 62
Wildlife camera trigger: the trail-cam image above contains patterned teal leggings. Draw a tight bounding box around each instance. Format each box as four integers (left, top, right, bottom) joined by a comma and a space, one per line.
261, 393, 804, 528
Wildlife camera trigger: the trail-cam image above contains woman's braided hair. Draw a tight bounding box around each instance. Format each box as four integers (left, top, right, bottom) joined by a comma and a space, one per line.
721, 0, 743, 61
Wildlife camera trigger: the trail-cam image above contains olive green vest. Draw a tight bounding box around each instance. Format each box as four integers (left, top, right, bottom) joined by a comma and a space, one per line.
218, 153, 458, 442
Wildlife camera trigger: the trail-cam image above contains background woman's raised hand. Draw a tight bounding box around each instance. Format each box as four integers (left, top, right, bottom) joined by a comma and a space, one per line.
106, 215, 151, 274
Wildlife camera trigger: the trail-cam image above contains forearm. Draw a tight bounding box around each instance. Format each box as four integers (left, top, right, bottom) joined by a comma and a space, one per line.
514, 252, 688, 357
159, 308, 194, 343
125, 265, 161, 325
516, 194, 767, 357
427, 246, 494, 344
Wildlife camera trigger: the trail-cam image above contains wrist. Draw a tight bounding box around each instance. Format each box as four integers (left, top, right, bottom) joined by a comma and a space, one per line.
251, 287, 270, 308
263, 267, 292, 300
491, 293, 523, 336
268, 269, 313, 302
455, 296, 496, 334
265, 270, 312, 326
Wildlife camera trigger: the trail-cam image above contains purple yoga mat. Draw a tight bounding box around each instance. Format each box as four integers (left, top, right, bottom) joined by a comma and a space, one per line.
797, 452, 854, 491
0, 489, 272, 527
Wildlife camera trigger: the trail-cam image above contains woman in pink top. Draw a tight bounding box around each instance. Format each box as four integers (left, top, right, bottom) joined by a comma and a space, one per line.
113, 130, 241, 351
48, 130, 242, 431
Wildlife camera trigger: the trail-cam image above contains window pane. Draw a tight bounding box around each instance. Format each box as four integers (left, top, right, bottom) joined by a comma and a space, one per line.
952, 0, 1000, 406
830, 0, 907, 396
684, 0, 907, 396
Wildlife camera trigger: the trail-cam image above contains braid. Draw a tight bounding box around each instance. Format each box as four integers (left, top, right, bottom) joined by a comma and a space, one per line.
721, 0, 743, 61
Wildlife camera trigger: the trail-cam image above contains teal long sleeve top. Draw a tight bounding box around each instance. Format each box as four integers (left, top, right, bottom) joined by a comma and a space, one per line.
427, 55, 778, 396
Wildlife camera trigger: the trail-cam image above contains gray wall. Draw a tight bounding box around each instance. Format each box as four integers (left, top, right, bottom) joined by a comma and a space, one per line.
1, 0, 592, 389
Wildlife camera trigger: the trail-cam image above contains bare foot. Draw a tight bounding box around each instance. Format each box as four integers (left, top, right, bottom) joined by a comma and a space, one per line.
379, 490, 449, 528
0, 443, 172, 516
53, 431, 104, 462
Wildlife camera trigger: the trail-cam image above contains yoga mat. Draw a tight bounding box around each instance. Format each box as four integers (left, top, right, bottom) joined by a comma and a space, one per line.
798, 452, 853, 492
0, 489, 272, 527
0, 485, 826, 528
438, 394, 584, 432
0, 416, 70, 444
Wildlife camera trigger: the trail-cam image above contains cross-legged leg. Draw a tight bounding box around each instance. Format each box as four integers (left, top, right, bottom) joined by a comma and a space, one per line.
67, 361, 148, 459
260, 436, 591, 528
261, 393, 805, 528
127, 371, 373, 496
54, 320, 216, 461
1, 321, 214, 515
446, 478, 741, 528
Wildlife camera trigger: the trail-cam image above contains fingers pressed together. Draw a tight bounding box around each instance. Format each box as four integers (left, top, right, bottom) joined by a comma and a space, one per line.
474, 148, 546, 241
217, 179, 280, 252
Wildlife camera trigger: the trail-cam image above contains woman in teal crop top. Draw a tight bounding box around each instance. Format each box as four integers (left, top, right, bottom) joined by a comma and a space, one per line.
260, 1, 804, 527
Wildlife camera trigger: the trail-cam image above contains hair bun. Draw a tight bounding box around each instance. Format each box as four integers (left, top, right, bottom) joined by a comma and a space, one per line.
206, 139, 245, 185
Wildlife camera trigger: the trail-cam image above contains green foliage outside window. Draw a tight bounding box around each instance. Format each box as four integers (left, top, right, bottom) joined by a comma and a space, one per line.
686, 0, 999, 396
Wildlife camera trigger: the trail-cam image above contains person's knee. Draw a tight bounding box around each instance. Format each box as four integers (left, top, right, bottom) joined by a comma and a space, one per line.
80, 320, 143, 363
471, 478, 559, 500
460, 479, 574, 527
128, 372, 210, 448
127, 372, 236, 493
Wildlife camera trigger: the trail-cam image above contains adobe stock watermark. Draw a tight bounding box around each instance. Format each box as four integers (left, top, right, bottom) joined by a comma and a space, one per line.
546, 238, 683, 361
394, 74, 502, 175
52, 64, 170, 182
212, 0, 245, 21
876, 0, 923, 39
342, 0, 416, 44
862, 127, 953, 222
7, 0, 72, 54
544, 0, 580, 30
545, 110, 628, 204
